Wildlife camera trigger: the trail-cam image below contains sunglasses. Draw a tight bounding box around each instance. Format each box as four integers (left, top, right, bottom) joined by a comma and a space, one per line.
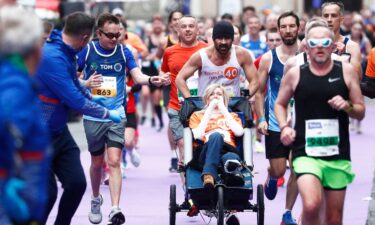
307, 38, 333, 48
99, 30, 121, 39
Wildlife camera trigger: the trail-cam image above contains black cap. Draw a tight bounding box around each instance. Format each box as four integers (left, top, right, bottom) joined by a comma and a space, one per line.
212, 21, 234, 40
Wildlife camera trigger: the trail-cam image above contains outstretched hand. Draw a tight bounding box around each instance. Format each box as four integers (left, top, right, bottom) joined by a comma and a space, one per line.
85, 71, 103, 88
150, 75, 170, 87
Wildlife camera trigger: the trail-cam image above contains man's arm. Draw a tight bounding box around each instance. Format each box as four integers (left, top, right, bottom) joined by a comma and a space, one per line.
129, 67, 167, 86
254, 51, 271, 135
347, 40, 363, 80
176, 51, 202, 98
274, 66, 299, 146
37, 60, 109, 119
156, 36, 168, 59
237, 46, 259, 97
328, 62, 365, 120
275, 66, 298, 129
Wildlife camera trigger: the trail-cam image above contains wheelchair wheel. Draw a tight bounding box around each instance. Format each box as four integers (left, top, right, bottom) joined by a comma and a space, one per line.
257, 184, 265, 225
169, 184, 177, 225
217, 186, 224, 225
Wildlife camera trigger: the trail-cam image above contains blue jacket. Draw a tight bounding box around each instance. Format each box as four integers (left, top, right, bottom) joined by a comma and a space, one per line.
35, 30, 108, 135
0, 56, 51, 222
0, 56, 50, 170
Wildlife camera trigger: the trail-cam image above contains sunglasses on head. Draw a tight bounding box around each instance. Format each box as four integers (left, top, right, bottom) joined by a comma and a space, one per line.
99, 30, 121, 39
307, 38, 333, 48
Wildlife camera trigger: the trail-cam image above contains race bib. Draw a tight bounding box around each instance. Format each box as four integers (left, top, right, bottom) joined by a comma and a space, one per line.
224, 85, 234, 97
92, 76, 117, 97
305, 119, 339, 157
178, 71, 199, 103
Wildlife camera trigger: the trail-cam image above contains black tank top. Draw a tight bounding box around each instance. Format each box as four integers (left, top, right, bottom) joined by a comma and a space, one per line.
141, 37, 159, 76
293, 61, 350, 160
166, 35, 176, 47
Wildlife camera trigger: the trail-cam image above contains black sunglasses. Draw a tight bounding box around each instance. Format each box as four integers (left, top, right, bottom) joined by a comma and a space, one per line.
99, 30, 121, 39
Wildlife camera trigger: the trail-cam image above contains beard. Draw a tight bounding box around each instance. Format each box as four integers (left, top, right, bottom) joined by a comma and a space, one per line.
214, 43, 231, 55
282, 35, 298, 46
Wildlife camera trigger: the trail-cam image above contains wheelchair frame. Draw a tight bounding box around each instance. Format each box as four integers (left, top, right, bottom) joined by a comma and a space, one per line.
169, 97, 265, 225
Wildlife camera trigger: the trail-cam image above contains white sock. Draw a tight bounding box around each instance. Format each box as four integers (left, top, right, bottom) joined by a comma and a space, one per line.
92, 195, 100, 200
171, 150, 178, 158
111, 205, 119, 210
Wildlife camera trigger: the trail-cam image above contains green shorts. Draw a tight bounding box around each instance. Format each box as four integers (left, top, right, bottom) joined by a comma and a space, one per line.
293, 156, 355, 190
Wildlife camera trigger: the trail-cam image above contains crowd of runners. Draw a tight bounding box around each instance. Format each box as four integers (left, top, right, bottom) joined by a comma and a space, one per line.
0, 0, 374, 225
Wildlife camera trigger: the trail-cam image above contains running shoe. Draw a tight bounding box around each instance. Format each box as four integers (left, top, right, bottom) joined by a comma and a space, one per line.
264, 174, 278, 200
281, 210, 298, 225
108, 207, 125, 225
140, 116, 146, 125
103, 172, 110, 186
169, 158, 178, 173
120, 162, 126, 179
151, 118, 155, 127
157, 123, 164, 132
89, 194, 103, 224
226, 213, 240, 225
129, 150, 141, 167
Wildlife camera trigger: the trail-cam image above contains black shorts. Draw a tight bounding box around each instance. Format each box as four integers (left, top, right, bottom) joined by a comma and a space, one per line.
125, 112, 137, 129
265, 130, 290, 159
162, 85, 171, 107
149, 83, 162, 93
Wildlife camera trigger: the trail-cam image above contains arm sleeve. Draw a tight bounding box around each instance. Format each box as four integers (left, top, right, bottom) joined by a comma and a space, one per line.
223, 111, 244, 137
190, 108, 213, 140
39, 56, 108, 119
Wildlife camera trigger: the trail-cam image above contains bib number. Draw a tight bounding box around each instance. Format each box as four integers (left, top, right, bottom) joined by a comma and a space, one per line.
92, 76, 117, 97
178, 71, 199, 103
305, 119, 339, 157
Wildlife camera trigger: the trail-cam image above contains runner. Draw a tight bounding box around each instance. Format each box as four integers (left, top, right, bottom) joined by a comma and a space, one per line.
176, 20, 259, 98
321, 1, 362, 80
140, 16, 165, 131
176, 20, 259, 225
254, 11, 300, 225
240, 15, 268, 59
274, 23, 365, 225
160, 15, 207, 172
158, 10, 184, 172
76, 13, 168, 225
35, 12, 122, 225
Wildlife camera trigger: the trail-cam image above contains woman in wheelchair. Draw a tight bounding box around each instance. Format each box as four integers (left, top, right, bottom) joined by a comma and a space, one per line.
189, 84, 245, 189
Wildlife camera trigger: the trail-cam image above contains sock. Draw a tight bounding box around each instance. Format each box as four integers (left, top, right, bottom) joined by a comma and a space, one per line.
92, 195, 100, 200
154, 105, 163, 126
171, 150, 178, 159
111, 205, 119, 210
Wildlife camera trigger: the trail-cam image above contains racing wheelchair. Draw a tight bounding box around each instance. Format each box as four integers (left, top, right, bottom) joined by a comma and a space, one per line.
169, 96, 264, 225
